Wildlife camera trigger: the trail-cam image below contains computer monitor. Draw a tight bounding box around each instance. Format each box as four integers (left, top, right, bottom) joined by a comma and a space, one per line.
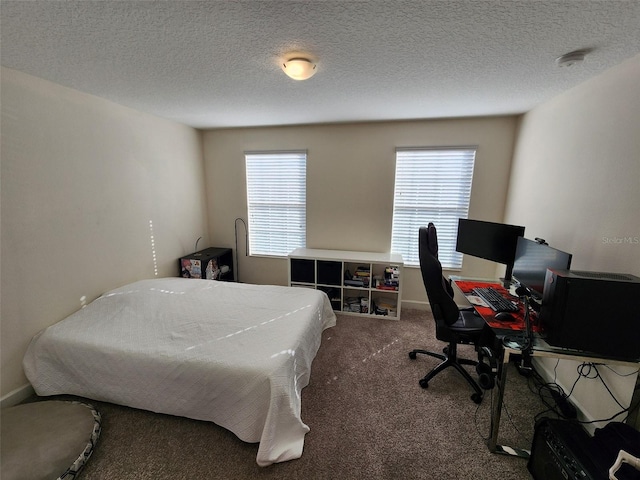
455, 218, 526, 283
512, 237, 573, 300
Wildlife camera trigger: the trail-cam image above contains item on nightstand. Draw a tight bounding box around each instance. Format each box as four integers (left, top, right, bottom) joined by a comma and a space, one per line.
179, 247, 234, 281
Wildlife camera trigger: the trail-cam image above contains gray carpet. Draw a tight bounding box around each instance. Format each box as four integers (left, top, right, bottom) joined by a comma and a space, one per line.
34, 309, 543, 479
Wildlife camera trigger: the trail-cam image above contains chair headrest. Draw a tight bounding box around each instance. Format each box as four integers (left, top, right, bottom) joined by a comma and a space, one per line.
426, 222, 438, 256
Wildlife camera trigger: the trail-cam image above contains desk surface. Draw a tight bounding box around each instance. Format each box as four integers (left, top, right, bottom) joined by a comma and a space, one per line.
451, 277, 539, 334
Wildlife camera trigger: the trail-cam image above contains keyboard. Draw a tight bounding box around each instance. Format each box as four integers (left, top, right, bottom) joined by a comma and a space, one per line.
471, 287, 519, 313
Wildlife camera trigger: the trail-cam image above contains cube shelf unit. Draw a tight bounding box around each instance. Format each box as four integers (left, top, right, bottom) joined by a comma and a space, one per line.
288, 248, 404, 320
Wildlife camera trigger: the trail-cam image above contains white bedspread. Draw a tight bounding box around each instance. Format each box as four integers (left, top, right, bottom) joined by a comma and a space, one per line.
23, 278, 336, 466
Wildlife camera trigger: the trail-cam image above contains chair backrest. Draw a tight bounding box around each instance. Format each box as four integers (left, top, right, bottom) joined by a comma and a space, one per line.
419, 223, 460, 326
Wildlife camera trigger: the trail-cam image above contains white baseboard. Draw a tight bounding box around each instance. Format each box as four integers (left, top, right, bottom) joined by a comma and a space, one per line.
0, 384, 35, 409
401, 301, 472, 312
401, 300, 430, 311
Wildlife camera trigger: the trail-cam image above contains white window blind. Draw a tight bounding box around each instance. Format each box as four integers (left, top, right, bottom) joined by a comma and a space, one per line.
245, 151, 307, 256
391, 147, 476, 268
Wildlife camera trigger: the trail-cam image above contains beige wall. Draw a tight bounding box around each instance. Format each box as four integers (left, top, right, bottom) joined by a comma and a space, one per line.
0, 68, 209, 398
505, 54, 640, 428
202, 117, 518, 301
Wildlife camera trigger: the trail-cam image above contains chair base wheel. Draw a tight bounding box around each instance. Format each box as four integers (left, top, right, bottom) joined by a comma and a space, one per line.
471, 393, 483, 404
409, 351, 417, 360
419, 378, 429, 389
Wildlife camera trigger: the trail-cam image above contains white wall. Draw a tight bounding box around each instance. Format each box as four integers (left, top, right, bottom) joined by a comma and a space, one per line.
202, 117, 518, 302
0, 68, 209, 398
505, 54, 640, 428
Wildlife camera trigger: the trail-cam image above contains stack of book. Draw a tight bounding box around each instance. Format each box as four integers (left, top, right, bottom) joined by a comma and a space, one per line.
375, 265, 400, 290
344, 266, 370, 287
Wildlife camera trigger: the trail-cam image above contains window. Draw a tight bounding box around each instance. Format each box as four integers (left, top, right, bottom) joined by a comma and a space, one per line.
245, 151, 306, 256
391, 147, 476, 269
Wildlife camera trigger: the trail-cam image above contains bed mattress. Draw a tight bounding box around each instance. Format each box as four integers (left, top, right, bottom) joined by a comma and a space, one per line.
23, 277, 336, 466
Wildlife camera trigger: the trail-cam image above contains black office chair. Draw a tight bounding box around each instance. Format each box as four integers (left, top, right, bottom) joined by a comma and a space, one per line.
409, 223, 488, 404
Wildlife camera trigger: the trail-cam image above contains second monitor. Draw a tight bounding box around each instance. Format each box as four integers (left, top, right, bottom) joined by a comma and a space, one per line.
456, 218, 526, 284
511, 237, 573, 300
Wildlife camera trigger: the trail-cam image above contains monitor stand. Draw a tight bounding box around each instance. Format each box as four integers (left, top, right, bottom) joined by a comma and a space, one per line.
502, 293, 534, 375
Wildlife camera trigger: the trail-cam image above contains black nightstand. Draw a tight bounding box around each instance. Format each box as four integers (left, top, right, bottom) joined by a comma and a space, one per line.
179, 247, 234, 281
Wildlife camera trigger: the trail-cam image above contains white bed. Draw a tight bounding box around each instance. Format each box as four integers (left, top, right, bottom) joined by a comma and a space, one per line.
23, 277, 336, 466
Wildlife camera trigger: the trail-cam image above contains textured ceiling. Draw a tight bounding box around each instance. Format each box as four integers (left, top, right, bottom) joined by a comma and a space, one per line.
2, 1, 639, 129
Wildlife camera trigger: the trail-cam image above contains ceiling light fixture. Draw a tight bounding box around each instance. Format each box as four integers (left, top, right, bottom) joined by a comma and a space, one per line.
281, 57, 317, 81
555, 49, 589, 67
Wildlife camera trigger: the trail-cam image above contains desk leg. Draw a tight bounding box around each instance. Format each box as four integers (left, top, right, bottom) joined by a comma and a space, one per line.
488, 349, 531, 459
488, 348, 509, 452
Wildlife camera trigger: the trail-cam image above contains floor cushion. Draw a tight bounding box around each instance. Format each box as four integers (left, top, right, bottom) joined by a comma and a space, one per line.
1, 400, 101, 480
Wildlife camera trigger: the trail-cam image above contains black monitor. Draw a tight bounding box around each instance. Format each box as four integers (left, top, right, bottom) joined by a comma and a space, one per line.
455, 218, 526, 283
512, 237, 573, 300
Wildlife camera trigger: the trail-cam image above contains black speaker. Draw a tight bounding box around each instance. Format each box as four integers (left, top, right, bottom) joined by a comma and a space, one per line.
528, 419, 604, 480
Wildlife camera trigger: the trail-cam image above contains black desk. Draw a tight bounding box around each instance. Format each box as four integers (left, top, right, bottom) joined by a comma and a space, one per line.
450, 276, 640, 459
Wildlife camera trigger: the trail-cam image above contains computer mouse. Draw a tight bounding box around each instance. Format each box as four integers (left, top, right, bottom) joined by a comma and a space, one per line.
494, 312, 516, 322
